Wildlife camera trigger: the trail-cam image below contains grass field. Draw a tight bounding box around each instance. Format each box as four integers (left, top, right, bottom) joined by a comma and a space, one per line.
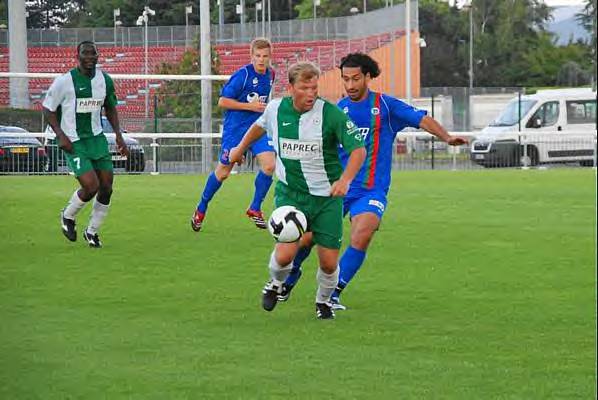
0, 169, 596, 399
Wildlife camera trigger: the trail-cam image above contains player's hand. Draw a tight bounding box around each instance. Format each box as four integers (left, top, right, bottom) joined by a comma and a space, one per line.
330, 177, 351, 197
447, 136, 468, 146
57, 135, 74, 154
228, 146, 246, 165
115, 134, 130, 157
247, 101, 267, 113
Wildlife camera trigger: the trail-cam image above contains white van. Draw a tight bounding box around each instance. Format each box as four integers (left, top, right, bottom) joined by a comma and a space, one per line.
470, 88, 597, 167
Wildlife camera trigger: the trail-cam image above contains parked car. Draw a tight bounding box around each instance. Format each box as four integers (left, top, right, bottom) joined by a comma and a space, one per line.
0, 125, 47, 173
45, 117, 145, 173
101, 117, 146, 172
470, 88, 597, 167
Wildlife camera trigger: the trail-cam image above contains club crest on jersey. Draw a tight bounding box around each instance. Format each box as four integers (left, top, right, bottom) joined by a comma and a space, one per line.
252, 77, 259, 86
279, 138, 322, 160
342, 106, 349, 113
76, 98, 103, 113
371, 107, 380, 115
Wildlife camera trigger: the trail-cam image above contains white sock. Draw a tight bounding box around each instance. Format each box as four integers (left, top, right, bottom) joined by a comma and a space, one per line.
269, 251, 293, 287
87, 199, 110, 235
63, 190, 88, 220
316, 267, 339, 304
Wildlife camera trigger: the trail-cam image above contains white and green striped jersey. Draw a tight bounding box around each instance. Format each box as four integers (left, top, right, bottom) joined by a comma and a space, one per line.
42, 68, 118, 141
256, 97, 364, 196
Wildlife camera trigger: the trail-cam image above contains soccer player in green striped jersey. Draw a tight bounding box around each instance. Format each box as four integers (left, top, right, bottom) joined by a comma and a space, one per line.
43, 41, 128, 248
229, 62, 367, 319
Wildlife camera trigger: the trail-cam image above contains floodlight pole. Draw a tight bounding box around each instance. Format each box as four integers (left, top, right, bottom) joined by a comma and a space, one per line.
144, 12, 149, 119
469, 3, 474, 90
185, 5, 192, 49
7, 0, 29, 108
113, 8, 120, 46
405, 0, 411, 103
218, 0, 223, 42
200, 0, 213, 173
262, 1, 266, 37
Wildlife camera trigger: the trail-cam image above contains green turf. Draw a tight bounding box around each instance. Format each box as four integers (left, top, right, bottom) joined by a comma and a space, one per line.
0, 169, 595, 399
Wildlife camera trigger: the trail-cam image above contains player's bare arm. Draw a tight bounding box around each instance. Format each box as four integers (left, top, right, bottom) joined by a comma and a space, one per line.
330, 147, 366, 197
218, 96, 266, 113
104, 104, 129, 157
228, 124, 266, 164
43, 107, 73, 154
419, 115, 468, 146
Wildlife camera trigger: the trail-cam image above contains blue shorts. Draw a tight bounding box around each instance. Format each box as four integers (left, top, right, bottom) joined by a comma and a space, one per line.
219, 133, 274, 165
343, 190, 388, 220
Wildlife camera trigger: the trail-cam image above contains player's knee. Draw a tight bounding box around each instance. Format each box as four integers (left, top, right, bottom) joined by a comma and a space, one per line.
261, 162, 275, 176
319, 262, 337, 275
81, 182, 99, 199
274, 251, 294, 266
215, 165, 231, 181
351, 228, 374, 250
97, 185, 113, 203
276, 254, 294, 266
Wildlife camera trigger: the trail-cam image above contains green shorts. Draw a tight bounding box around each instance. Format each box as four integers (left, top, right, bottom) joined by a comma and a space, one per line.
274, 182, 343, 250
65, 134, 113, 177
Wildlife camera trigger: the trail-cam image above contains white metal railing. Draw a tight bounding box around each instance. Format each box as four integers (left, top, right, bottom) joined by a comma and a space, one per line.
1, 131, 596, 175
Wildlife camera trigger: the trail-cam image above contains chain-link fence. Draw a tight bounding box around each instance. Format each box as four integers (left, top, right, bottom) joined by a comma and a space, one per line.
0, 4, 415, 47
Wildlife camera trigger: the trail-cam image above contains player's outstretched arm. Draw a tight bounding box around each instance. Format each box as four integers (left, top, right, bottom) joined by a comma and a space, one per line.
229, 124, 266, 165
419, 115, 468, 146
218, 97, 266, 113
330, 147, 366, 197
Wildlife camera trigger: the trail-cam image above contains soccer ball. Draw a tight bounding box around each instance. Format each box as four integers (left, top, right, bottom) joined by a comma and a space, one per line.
268, 206, 308, 243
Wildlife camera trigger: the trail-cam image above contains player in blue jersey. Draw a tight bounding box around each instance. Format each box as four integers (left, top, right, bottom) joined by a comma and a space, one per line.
191, 38, 276, 231
279, 53, 467, 309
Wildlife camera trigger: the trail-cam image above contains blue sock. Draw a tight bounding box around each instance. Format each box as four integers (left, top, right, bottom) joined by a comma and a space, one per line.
284, 245, 313, 287
249, 170, 273, 211
333, 246, 367, 299
197, 172, 222, 213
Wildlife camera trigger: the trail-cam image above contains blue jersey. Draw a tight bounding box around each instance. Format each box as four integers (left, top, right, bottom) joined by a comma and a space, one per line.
338, 91, 427, 195
220, 64, 274, 137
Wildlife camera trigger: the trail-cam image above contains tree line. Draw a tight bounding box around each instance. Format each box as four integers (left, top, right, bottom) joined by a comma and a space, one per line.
1, 0, 595, 88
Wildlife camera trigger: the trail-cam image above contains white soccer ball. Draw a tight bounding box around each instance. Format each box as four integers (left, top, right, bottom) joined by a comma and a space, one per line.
268, 206, 308, 243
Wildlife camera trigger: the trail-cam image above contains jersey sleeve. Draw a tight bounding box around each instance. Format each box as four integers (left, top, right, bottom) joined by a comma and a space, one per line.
220, 67, 247, 99
326, 102, 364, 153
103, 72, 118, 108
255, 98, 276, 130
383, 95, 427, 131
42, 76, 66, 112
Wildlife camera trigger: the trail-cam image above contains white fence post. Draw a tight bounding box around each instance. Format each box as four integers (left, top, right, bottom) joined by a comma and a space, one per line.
151, 139, 159, 175
521, 134, 529, 170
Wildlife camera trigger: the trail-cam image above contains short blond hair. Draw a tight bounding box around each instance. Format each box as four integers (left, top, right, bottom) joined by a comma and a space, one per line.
250, 37, 272, 53
288, 62, 320, 85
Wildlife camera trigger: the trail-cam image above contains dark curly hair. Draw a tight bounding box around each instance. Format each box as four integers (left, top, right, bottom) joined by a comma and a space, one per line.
77, 41, 97, 54
339, 53, 381, 79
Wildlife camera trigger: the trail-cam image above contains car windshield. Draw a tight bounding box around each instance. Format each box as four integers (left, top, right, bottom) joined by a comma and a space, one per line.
0, 137, 41, 145
0, 127, 27, 134
489, 99, 537, 127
